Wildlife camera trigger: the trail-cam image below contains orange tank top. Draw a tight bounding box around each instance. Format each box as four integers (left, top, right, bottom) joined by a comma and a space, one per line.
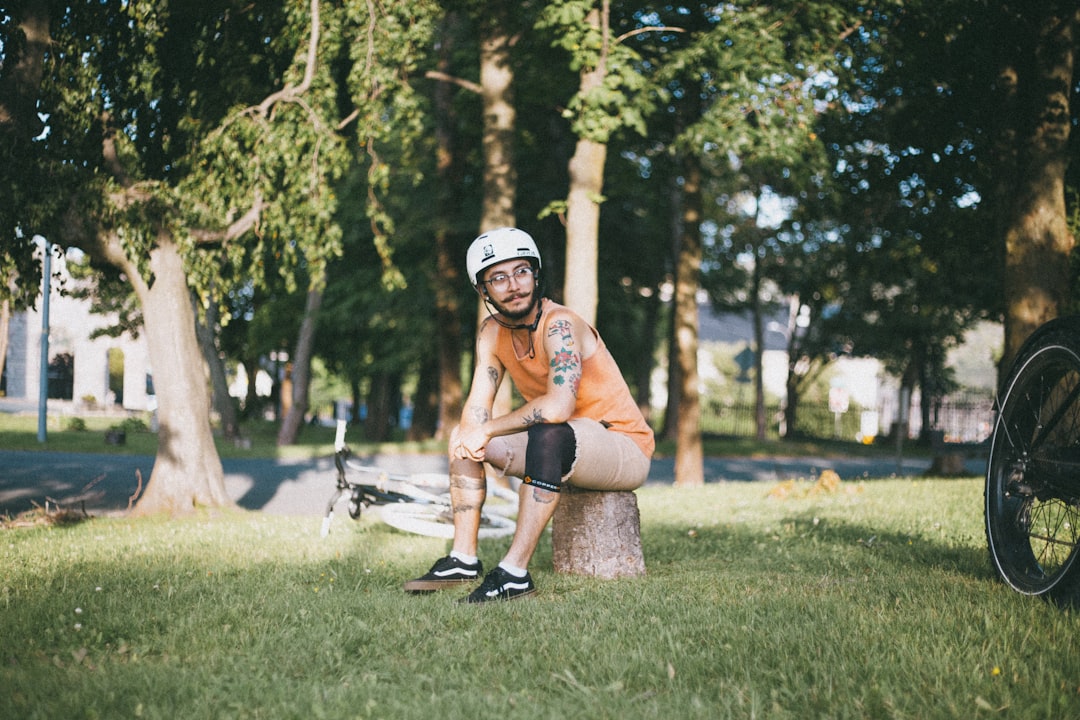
494, 300, 655, 459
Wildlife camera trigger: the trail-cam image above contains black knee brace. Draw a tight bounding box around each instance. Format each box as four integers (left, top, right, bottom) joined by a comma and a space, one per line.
522, 422, 576, 493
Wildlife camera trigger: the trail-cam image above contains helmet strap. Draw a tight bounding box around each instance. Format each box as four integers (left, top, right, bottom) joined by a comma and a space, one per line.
485, 296, 544, 359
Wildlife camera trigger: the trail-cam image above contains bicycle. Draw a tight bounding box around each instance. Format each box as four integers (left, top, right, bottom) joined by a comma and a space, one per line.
320, 420, 518, 539
985, 316, 1080, 604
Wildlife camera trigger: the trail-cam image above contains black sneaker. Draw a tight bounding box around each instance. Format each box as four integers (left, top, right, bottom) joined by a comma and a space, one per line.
404, 556, 483, 593
462, 567, 536, 603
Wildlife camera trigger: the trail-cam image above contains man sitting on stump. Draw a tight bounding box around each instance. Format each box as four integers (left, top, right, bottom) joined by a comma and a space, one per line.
404, 227, 654, 603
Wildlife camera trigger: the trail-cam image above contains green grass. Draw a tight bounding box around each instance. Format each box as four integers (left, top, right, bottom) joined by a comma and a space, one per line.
0, 413, 445, 460
3, 478, 1079, 719
1, 411, 916, 462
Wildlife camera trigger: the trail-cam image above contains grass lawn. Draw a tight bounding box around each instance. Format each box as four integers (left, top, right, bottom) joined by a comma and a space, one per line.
0, 411, 919, 462
0, 413, 444, 460
3, 477, 1079, 719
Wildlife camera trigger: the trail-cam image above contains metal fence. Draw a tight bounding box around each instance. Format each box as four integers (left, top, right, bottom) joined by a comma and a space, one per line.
699, 391, 996, 443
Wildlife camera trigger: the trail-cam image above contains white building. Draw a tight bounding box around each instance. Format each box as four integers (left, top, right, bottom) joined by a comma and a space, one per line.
2, 245, 153, 414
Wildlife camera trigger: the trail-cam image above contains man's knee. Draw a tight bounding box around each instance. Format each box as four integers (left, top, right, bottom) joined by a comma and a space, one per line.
522, 423, 576, 493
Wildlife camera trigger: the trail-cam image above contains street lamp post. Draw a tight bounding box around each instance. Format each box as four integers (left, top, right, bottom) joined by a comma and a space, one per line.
37, 237, 51, 444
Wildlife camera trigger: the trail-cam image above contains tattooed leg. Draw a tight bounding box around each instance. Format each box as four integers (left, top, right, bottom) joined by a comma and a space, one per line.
496, 423, 575, 570
448, 457, 486, 556
449, 471, 486, 513
500, 482, 560, 571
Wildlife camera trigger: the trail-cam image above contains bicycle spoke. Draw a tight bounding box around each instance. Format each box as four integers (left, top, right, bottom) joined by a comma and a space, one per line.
1029, 500, 1079, 565
1029, 373, 1080, 450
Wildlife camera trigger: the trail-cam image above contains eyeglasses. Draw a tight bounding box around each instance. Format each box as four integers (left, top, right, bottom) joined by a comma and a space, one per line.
481, 266, 535, 292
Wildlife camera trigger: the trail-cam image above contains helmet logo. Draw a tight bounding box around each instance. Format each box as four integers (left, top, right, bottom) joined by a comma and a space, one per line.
481, 244, 495, 261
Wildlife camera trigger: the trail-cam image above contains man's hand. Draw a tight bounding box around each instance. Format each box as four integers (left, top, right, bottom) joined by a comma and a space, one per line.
451, 424, 489, 461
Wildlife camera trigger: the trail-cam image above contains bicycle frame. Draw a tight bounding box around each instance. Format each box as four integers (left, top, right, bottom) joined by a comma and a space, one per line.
320, 421, 450, 537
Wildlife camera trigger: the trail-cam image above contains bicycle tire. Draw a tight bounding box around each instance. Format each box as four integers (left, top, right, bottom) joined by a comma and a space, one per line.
985, 316, 1080, 604
378, 501, 516, 539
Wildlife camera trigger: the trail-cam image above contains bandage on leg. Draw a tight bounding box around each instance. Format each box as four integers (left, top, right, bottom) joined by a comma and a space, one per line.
522, 423, 576, 493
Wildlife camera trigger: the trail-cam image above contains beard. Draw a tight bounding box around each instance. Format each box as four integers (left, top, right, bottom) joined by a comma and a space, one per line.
490, 288, 540, 322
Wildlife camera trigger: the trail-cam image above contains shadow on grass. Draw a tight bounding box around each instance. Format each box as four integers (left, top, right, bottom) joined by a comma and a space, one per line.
641, 512, 992, 584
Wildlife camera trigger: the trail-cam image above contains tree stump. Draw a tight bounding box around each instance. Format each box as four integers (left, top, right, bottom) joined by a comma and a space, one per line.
552, 485, 646, 579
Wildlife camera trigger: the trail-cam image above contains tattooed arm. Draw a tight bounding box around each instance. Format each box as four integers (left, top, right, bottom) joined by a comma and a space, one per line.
463, 319, 503, 419
452, 317, 504, 461
459, 309, 588, 455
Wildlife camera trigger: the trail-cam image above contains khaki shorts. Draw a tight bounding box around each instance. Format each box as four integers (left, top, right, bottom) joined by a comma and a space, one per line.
484, 417, 650, 491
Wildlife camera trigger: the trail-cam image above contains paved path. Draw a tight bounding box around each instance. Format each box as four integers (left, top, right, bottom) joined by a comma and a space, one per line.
0, 449, 986, 519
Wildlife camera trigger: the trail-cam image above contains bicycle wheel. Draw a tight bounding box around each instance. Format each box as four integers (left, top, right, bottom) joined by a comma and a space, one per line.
378, 501, 516, 539
986, 317, 1080, 603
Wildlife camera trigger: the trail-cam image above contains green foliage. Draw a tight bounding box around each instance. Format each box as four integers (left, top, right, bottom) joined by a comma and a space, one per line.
112, 417, 150, 434
4, 0, 1076, 449
341, 0, 442, 293
180, 1, 353, 306
538, 0, 653, 144
2, 0, 445, 321
814, 0, 1009, 387
663, 6, 819, 165
63, 417, 87, 432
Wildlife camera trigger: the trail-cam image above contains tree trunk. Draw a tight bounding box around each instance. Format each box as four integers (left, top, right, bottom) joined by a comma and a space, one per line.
364, 370, 400, 442
783, 372, 798, 438
750, 260, 767, 441
635, 294, 659, 417
563, 136, 606, 325
432, 13, 464, 440
673, 155, 704, 488
782, 296, 802, 438
661, 183, 682, 441
0, 298, 9, 392
194, 294, 239, 441
477, 16, 519, 421
349, 379, 362, 425
997, 9, 1076, 370
896, 361, 918, 442
562, 7, 607, 325
479, 17, 518, 234
242, 354, 260, 418
277, 286, 322, 445
408, 355, 439, 440
133, 238, 231, 515
916, 341, 934, 443
433, 234, 463, 442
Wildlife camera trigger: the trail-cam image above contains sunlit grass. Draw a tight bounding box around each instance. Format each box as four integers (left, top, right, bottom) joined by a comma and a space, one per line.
3, 478, 1078, 719
1, 411, 916, 462
0, 413, 444, 460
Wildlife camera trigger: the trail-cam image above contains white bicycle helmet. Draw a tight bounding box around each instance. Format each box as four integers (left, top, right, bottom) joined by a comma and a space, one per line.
466, 227, 541, 286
